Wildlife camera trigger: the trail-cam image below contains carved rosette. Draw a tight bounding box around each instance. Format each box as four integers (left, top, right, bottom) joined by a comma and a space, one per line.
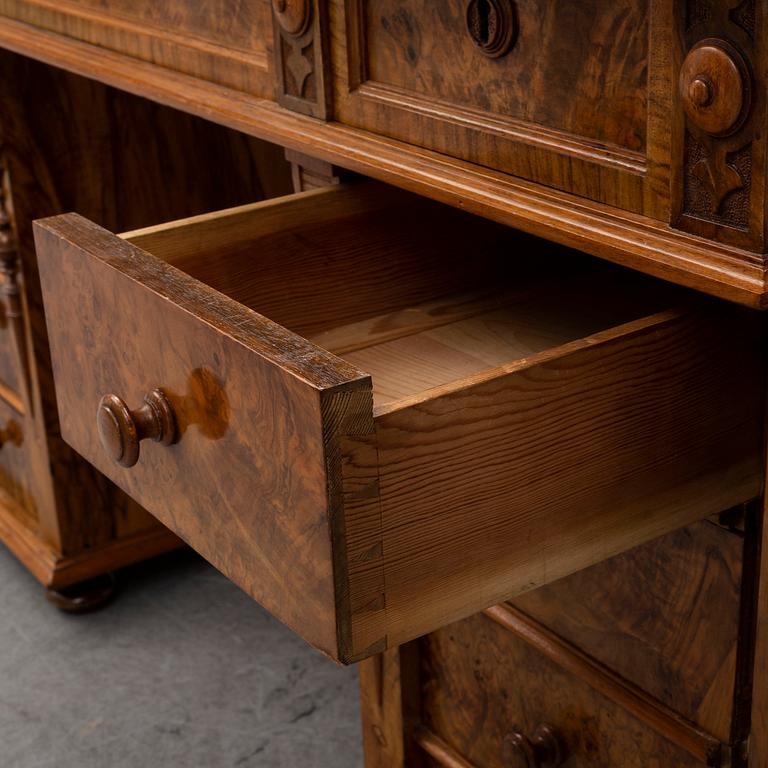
678, 0, 757, 238
272, 0, 332, 119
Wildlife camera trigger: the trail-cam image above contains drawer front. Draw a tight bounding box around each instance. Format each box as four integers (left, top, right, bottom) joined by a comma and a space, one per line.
512, 519, 746, 742
419, 611, 714, 768
0, 0, 274, 96
34, 184, 764, 664
34, 203, 373, 661
333, 0, 661, 214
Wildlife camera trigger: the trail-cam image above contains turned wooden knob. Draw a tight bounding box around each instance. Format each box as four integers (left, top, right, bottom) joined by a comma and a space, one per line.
97, 389, 176, 468
687, 77, 712, 108
272, 0, 311, 36
679, 39, 751, 136
503, 724, 564, 768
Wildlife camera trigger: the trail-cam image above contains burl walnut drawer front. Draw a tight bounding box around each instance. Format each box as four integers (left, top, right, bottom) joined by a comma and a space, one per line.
418, 610, 709, 768
512, 518, 746, 744
0, 0, 274, 96
34, 183, 762, 664
333, 0, 655, 212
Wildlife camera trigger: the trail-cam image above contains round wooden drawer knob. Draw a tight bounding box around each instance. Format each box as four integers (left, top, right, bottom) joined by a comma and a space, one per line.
679, 39, 751, 137
503, 724, 564, 768
97, 389, 176, 468
272, 0, 311, 36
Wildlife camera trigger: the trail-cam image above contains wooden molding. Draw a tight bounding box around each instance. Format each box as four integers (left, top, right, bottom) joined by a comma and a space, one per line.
0, 488, 183, 588
0, 17, 766, 306
484, 603, 727, 766
414, 728, 476, 768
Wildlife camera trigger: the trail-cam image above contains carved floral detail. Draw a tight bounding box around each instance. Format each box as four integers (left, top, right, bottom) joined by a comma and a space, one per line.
729, 0, 756, 37
272, 0, 330, 119
285, 41, 314, 97
680, 0, 755, 235
693, 144, 745, 213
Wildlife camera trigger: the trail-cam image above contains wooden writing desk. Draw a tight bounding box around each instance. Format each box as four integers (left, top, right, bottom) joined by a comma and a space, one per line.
0, 2, 766, 765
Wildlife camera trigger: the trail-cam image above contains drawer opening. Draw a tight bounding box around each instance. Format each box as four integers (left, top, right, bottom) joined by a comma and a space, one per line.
122, 183, 675, 414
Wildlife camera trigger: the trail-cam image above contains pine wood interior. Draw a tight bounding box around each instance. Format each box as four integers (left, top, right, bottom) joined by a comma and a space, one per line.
122, 184, 679, 411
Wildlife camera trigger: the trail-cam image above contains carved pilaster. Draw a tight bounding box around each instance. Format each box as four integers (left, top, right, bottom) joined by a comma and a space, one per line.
285, 148, 353, 191
0, 150, 32, 414
272, 0, 332, 119
674, 0, 764, 250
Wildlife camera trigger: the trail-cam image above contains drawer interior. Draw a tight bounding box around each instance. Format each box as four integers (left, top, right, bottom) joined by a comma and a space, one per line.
122, 184, 673, 413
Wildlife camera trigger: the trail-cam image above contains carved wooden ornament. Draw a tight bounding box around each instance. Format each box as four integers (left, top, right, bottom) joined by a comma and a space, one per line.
272, 0, 311, 36
272, 0, 332, 119
676, 1, 759, 242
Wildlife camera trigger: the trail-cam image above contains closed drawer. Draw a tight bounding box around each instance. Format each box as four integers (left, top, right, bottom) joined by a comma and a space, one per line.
513, 518, 748, 743
333, 1, 655, 212
417, 609, 718, 767
34, 183, 762, 663
0, 0, 273, 96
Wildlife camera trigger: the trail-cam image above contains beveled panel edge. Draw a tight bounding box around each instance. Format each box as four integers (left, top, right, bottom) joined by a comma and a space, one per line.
352, 81, 647, 174
3, 18, 768, 307
414, 727, 476, 768
340, 0, 649, 169
0, 0, 272, 96
0, 0, 270, 64
484, 604, 726, 766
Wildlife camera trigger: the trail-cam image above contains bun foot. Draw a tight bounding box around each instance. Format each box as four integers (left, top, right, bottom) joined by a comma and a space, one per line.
45, 573, 117, 614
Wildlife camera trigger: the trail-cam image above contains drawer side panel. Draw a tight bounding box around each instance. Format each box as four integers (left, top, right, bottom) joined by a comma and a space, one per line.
374, 308, 764, 649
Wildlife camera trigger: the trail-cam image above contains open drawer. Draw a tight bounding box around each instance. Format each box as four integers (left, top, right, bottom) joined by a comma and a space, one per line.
34, 183, 763, 663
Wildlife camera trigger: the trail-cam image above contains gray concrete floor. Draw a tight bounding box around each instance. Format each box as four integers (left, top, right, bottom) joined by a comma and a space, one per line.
0, 544, 363, 767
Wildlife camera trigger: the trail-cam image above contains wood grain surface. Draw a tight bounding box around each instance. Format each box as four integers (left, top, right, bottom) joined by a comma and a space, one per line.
363, 0, 648, 151
419, 611, 708, 767
359, 644, 423, 768
370, 306, 763, 651
0, 16, 766, 305
35, 180, 765, 661
513, 520, 745, 742
0, 50, 291, 584
0, 0, 273, 96
35, 211, 373, 659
